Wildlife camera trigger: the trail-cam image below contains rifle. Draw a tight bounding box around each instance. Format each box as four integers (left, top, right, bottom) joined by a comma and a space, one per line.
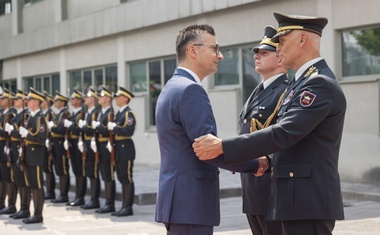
109, 106, 115, 166
18, 93, 27, 171
93, 96, 99, 163
65, 107, 71, 159
80, 106, 86, 160
5, 92, 12, 168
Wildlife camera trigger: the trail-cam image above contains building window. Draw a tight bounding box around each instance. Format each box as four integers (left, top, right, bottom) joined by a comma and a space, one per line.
130, 57, 177, 127
0, 0, 11, 15
24, 74, 59, 95
215, 48, 240, 86
0, 79, 17, 94
24, 0, 42, 5
69, 65, 118, 94
342, 27, 380, 77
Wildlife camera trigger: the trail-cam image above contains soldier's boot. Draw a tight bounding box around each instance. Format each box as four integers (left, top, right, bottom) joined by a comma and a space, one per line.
0, 180, 5, 210
112, 182, 134, 217
0, 182, 17, 214
23, 188, 44, 224
95, 180, 115, 213
81, 178, 100, 209
12, 186, 31, 219
52, 175, 69, 203
67, 177, 86, 206
44, 172, 56, 200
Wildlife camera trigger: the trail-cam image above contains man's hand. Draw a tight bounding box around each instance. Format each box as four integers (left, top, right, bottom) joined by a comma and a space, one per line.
192, 134, 223, 160
254, 156, 269, 177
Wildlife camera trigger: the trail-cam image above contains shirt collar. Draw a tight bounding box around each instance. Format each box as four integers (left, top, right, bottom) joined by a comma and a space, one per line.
178, 67, 202, 85
262, 73, 285, 89
31, 109, 40, 117
118, 104, 129, 113
87, 106, 95, 114
102, 106, 110, 114
295, 57, 323, 81
72, 107, 82, 114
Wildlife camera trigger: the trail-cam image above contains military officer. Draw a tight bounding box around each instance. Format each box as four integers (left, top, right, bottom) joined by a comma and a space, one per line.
41, 91, 56, 200
6, 89, 31, 219
91, 86, 115, 213
108, 86, 136, 217
64, 89, 87, 206
0, 89, 17, 215
48, 91, 70, 203
79, 88, 101, 210
20, 88, 48, 224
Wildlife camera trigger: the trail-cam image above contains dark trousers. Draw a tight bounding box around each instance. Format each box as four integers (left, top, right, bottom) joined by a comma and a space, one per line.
280, 220, 336, 235
246, 214, 282, 235
164, 223, 213, 235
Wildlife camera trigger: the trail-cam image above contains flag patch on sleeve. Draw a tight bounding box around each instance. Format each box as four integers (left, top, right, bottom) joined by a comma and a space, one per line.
300, 91, 316, 107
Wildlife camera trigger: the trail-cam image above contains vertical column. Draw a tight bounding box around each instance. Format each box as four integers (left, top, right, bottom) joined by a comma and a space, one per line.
117, 35, 126, 87
59, 48, 67, 95
11, 0, 24, 35
54, 0, 67, 23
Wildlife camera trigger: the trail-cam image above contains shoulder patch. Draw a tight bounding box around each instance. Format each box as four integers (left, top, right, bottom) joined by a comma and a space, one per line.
300, 91, 316, 107
127, 118, 134, 126
39, 124, 46, 133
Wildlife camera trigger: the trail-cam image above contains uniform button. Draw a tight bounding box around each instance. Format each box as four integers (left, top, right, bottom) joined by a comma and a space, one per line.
32, 147, 35, 151
259, 114, 263, 118
243, 119, 247, 124
289, 172, 294, 177
121, 144, 124, 147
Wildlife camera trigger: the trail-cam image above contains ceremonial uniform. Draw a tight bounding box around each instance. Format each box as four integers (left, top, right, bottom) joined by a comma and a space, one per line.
42, 92, 56, 200
80, 96, 101, 209
21, 88, 48, 224
50, 92, 70, 203
8, 90, 31, 219
110, 86, 136, 217
0, 90, 17, 215
66, 90, 87, 206
92, 87, 115, 213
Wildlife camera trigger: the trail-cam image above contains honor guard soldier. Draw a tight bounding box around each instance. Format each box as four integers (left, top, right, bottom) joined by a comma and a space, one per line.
64, 89, 87, 206
79, 88, 101, 210
91, 86, 116, 213
108, 86, 136, 217
0, 89, 17, 215
20, 88, 48, 224
48, 91, 70, 203
6, 89, 32, 219
41, 91, 56, 200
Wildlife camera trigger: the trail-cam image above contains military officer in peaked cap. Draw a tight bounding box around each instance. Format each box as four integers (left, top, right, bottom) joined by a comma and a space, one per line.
65, 89, 87, 206
21, 88, 48, 223
108, 86, 136, 217
41, 91, 56, 200
91, 86, 116, 213
49, 91, 71, 203
193, 12, 346, 235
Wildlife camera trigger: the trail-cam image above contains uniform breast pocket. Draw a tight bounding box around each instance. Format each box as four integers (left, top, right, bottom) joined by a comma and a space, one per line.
276, 164, 312, 212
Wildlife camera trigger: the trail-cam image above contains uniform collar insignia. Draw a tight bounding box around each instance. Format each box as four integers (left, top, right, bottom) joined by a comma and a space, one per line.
304, 66, 317, 77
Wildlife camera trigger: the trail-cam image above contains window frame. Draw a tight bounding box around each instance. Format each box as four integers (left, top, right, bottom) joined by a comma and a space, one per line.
23, 73, 59, 95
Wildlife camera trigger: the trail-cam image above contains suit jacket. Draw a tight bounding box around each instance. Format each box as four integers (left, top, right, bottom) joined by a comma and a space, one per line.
222, 59, 346, 221
239, 74, 288, 216
155, 68, 259, 226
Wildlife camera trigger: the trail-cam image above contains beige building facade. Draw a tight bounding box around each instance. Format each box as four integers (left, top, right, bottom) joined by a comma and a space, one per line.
1, 0, 379, 184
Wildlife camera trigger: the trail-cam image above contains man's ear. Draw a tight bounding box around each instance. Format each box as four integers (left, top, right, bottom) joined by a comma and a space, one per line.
187, 44, 197, 59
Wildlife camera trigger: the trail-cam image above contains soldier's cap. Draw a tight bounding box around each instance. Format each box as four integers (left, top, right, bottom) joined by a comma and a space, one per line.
43, 91, 54, 103
114, 86, 134, 100
252, 25, 278, 53
271, 11, 328, 43
13, 89, 28, 100
27, 88, 45, 102
99, 86, 112, 98
0, 88, 13, 99
84, 87, 98, 99
70, 89, 83, 99
54, 91, 69, 102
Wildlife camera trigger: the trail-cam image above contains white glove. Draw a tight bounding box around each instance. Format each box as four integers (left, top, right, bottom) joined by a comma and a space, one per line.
5, 123, 14, 134
78, 119, 85, 128
92, 121, 100, 129
48, 121, 54, 130
78, 140, 84, 153
19, 126, 28, 138
64, 119, 73, 128
63, 140, 69, 150
107, 122, 116, 131
106, 141, 112, 153
4, 146, 9, 155
90, 137, 97, 152
45, 139, 50, 148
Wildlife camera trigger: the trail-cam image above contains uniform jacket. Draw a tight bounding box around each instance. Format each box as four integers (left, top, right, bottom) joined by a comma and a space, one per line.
222, 59, 346, 221
0, 109, 15, 162
9, 108, 30, 163
154, 68, 259, 226
25, 110, 48, 166
94, 107, 112, 162
113, 106, 136, 161
239, 74, 288, 216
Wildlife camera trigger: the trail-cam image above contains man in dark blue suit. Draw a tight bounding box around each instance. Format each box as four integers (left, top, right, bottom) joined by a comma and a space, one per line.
155, 24, 261, 235
194, 12, 346, 235
239, 26, 288, 235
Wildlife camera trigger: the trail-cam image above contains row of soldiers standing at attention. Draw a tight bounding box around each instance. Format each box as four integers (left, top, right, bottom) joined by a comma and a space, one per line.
0, 85, 136, 224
